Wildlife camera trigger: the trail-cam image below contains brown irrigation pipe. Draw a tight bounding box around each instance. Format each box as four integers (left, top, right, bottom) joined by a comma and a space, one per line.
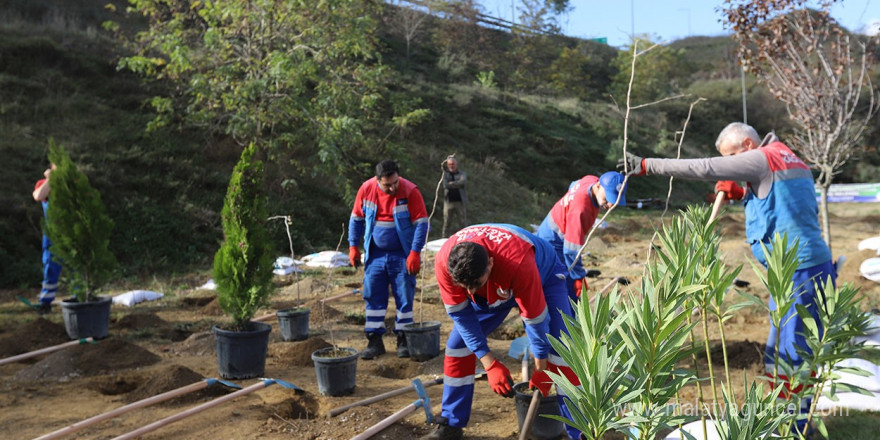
32, 378, 237, 440
0, 337, 94, 366
330, 377, 443, 417
109, 379, 281, 440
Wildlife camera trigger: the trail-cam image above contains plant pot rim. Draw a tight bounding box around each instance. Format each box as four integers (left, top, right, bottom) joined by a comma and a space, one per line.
61, 295, 111, 304
213, 321, 272, 335
402, 321, 442, 330
312, 346, 359, 360
277, 307, 310, 316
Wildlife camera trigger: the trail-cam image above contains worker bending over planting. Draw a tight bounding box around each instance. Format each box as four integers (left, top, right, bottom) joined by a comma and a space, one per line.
537, 171, 628, 302
423, 224, 580, 440
621, 122, 835, 434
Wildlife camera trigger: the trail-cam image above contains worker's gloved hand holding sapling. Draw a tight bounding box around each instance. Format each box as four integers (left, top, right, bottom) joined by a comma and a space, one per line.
349, 246, 361, 269
617, 152, 646, 176
406, 250, 421, 275
486, 358, 515, 397
715, 181, 745, 200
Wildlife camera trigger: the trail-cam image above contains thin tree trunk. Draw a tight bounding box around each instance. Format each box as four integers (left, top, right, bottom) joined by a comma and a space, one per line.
819, 184, 831, 252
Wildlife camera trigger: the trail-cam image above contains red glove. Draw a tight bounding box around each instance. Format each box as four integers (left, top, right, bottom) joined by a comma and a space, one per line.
486, 359, 514, 397
348, 246, 361, 268
573, 278, 587, 297
715, 181, 745, 200
406, 250, 421, 275
529, 369, 553, 397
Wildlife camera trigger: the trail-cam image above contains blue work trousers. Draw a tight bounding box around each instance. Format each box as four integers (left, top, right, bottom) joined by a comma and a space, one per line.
363, 248, 414, 335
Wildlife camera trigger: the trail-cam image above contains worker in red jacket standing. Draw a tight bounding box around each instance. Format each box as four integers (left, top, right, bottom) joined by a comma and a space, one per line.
348, 160, 429, 359
422, 224, 580, 440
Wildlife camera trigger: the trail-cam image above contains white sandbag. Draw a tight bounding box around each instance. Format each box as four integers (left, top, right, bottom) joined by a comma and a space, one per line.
273, 256, 303, 275
198, 279, 217, 290
301, 251, 350, 268
858, 236, 880, 251
112, 290, 164, 307
273, 265, 302, 276
425, 238, 447, 252
859, 258, 880, 282
815, 391, 880, 412
664, 420, 722, 440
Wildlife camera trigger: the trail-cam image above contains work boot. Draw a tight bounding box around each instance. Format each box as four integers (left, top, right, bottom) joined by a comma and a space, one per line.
360, 333, 385, 360
36, 302, 52, 316
396, 333, 410, 358
420, 417, 463, 440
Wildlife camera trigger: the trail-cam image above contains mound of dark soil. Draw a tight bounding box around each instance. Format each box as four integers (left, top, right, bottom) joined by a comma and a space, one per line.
113, 313, 168, 330
711, 339, 764, 370
172, 331, 215, 356
200, 298, 224, 316
181, 296, 215, 307
124, 364, 231, 404
0, 318, 69, 358
14, 338, 161, 381
302, 299, 343, 327
266, 393, 320, 419
268, 337, 332, 367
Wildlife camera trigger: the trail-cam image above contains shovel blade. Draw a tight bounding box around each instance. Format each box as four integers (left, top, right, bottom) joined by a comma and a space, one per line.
508, 336, 529, 360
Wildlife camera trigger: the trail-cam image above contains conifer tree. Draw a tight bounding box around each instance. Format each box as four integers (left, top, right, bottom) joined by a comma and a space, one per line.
213, 143, 274, 331
46, 140, 117, 302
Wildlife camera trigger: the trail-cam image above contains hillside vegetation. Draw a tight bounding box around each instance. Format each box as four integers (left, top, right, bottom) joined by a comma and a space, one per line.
1, 0, 877, 288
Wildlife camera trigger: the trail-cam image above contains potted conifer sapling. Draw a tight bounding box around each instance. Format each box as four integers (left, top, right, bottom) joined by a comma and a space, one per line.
45, 141, 117, 340
212, 143, 276, 379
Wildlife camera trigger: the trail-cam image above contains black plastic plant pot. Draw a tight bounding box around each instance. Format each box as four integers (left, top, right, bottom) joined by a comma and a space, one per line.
402, 321, 442, 362
312, 346, 359, 396
61, 296, 112, 340
213, 321, 272, 379
276, 307, 310, 341
514, 381, 565, 440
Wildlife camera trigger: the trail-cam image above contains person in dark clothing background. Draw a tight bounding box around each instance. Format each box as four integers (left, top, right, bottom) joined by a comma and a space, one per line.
442, 156, 467, 237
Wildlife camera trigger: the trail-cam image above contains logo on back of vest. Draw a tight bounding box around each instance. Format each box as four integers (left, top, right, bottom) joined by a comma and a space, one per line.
496, 287, 512, 300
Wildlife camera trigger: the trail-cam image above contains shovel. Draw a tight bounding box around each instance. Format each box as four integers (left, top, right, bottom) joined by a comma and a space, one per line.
508, 337, 530, 382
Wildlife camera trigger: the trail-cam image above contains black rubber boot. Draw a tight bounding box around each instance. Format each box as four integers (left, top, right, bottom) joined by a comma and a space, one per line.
396, 333, 410, 358
421, 417, 463, 440
37, 302, 52, 316
360, 332, 385, 360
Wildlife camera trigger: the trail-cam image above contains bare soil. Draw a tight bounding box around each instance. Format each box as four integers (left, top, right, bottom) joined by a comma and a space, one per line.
1, 204, 879, 439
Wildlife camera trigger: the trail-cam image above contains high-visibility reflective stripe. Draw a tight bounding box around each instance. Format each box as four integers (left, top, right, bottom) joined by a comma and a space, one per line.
488, 296, 513, 308
393, 205, 409, 215
523, 306, 548, 325
396, 311, 414, 319
376, 221, 395, 228
414, 217, 428, 224
365, 309, 387, 317
445, 301, 469, 314
444, 375, 475, 387
446, 347, 472, 357
364, 200, 377, 211
365, 321, 385, 329
350, 215, 365, 221
42, 283, 58, 290
548, 354, 568, 367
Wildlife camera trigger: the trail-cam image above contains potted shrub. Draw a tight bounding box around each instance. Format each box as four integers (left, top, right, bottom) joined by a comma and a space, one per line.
212, 143, 276, 379
45, 141, 117, 340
